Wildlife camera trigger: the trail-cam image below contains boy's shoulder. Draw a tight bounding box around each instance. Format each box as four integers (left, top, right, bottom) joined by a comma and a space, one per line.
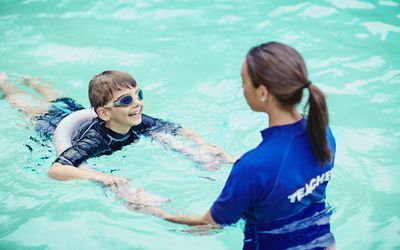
55, 118, 110, 167
73, 118, 108, 145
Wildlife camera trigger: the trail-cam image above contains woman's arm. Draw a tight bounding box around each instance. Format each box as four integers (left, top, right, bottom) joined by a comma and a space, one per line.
165, 209, 219, 227
143, 206, 220, 227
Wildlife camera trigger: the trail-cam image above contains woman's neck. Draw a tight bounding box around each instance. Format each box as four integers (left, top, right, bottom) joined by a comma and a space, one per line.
267, 108, 302, 128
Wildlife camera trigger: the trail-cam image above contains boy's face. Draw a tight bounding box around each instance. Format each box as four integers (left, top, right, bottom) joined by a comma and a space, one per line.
102, 86, 144, 133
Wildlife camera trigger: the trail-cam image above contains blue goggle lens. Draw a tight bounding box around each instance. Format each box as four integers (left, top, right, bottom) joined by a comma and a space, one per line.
113, 89, 143, 107
138, 89, 143, 101
118, 95, 133, 106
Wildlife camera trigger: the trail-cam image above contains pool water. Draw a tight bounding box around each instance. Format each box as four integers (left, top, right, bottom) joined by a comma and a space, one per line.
1, 0, 399, 249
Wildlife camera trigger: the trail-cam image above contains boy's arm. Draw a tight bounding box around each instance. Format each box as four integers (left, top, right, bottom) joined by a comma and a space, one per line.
48, 163, 129, 186
48, 163, 96, 180
50, 129, 129, 185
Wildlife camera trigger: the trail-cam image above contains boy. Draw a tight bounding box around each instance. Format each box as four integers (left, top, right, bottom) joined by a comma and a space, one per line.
0, 71, 234, 194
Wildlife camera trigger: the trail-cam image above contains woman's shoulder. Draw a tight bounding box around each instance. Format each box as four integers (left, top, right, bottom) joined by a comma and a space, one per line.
235, 146, 282, 172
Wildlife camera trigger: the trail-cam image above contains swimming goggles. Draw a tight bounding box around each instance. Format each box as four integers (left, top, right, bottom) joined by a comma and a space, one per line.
104, 89, 143, 108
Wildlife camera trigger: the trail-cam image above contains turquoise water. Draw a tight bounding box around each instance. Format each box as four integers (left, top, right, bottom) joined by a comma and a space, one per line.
1, 0, 399, 249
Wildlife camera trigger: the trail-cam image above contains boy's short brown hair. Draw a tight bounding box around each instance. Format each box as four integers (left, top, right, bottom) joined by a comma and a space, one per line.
89, 70, 137, 110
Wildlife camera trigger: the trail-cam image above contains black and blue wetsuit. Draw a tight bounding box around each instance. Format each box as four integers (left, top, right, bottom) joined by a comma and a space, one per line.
33, 97, 180, 167
34, 97, 85, 139
55, 115, 180, 167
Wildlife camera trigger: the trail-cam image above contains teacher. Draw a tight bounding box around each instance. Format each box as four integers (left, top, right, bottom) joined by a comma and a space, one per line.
155, 41, 336, 249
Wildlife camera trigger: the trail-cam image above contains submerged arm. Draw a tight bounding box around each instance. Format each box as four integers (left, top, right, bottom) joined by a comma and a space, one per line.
144, 206, 220, 227
164, 209, 219, 226
177, 127, 238, 165
138, 115, 236, 168
151, 127, 236, 168
177, 128, 208, 145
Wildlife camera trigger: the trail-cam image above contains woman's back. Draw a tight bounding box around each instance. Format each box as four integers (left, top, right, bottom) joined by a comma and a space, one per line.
253, 117, 335, 223
243, 118, 336, 249
212, 117, 335, 224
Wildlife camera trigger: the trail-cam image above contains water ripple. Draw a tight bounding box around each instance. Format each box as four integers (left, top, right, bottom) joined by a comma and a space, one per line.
362, 21, 400, 40
25, 44, 158, 66
329, 0, 375, 9
300, 5, 337, 18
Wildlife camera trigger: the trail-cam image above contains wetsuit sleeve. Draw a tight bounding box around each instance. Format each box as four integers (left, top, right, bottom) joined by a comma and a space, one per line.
132, 114, 182, 136
54, 129, 108, 167
210, 158, 262, 225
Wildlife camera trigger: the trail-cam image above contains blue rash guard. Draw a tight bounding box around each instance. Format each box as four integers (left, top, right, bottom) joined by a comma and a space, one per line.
210, 117, 336, 249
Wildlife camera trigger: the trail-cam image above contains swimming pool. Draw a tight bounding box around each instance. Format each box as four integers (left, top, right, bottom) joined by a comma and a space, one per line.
1, 0, 399, 249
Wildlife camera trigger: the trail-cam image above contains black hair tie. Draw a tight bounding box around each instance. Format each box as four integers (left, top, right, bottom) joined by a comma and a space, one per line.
304, 81, 312, 89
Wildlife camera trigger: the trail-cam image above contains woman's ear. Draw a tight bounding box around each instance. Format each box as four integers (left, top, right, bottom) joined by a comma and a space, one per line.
257, 85, 269, 103
96, 107, 111, 121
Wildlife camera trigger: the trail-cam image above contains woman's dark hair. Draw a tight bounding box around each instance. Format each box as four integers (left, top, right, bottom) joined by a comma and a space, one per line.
245, 41, 331, 166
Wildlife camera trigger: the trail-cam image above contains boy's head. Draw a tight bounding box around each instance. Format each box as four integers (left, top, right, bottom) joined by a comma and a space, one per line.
89, 71, 144, 132
89, 70, 137, 110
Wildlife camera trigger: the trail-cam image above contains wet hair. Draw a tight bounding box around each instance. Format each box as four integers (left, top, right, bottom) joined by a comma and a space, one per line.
88, 70, 137, 111
246, 41, 331, 166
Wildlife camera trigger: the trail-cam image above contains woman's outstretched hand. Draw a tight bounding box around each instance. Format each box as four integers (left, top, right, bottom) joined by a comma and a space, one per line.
117, 186, 169, 206
93, 172, 130, 187
150, 128, 239, 170
199, 144, 238, 163
198, 144, 239, 170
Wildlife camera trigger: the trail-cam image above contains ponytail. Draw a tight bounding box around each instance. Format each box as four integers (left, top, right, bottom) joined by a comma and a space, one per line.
305, 84, 331, 166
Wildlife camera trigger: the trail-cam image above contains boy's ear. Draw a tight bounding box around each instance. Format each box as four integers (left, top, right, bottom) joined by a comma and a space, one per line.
96, 107, 111, 121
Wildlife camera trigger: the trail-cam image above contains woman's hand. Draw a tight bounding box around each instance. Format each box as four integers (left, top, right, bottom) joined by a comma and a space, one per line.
93, 172, 130, 187
199, 144, 238, 165
121, 187, 169, 206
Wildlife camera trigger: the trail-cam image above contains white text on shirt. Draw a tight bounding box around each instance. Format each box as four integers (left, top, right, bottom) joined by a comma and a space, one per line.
287, 170, 334, 203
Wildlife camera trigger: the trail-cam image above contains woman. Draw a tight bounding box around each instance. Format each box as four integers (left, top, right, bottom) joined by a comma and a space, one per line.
153, 42, 336, 249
